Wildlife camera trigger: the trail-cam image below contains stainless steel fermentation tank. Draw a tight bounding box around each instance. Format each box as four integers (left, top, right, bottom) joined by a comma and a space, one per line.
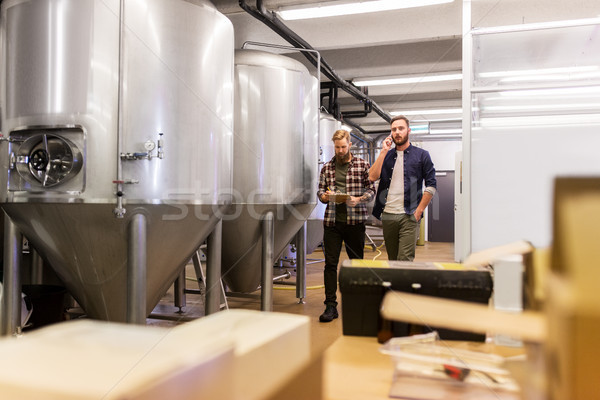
0, 0, 234, 323
221, 50, 318, 296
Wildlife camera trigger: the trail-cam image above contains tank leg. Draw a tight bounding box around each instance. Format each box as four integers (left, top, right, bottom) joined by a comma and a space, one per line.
206, 220, 222, 315
31, 249, 44, 285
261, 211, 274, 311
1, 213, 22, 336
174, 269, 186, 313
295, 222, 307, 304
127, 213, 147, 324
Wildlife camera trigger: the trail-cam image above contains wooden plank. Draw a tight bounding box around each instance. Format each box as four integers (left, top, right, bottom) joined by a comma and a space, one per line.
463, 240, 534, 268
381, 291, 546, 343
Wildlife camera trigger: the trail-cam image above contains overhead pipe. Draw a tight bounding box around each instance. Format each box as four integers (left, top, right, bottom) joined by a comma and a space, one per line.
341, 86, 373, 119
321, 81, 376, 121
238, 0, 391, 131
320, 82, 340, 120
341, 100, 373, 119
318, 82, 370, 143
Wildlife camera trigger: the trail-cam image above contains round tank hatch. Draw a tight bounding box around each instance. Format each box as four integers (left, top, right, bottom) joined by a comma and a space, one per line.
16, 134, 83, 188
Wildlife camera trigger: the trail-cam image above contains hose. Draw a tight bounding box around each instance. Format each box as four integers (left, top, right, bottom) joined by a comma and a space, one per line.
274, 285, 324, 290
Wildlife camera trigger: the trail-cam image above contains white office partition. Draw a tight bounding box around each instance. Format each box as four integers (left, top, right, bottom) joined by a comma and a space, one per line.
468, 19, 600, 252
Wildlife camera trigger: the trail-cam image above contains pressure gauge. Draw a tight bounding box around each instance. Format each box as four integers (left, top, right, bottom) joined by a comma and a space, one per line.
144, 140, 156, 151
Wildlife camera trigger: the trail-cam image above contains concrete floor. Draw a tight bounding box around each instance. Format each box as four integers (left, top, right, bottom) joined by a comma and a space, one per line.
148, 226, 456, 360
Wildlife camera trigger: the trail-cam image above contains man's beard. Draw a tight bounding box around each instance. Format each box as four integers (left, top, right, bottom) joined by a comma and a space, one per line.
336, 152, 350, 164
393, 135, 408, 147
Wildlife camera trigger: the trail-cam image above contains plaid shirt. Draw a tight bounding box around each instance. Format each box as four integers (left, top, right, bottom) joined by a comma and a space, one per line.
318, 154, 375, 226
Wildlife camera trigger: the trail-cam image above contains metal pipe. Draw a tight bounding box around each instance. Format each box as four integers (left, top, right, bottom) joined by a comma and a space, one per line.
191, 250, 205, 294
1, 214, 21, 336
127, 213, 147, 324
320, 82, 339, 119
261, 211, 274, 311
173, 268, 186, 312
114, 0, 126, 218
206, 220, 222, 315
295, 222, 307, 303
273, 271, 292, 282
341, 87, 373, 119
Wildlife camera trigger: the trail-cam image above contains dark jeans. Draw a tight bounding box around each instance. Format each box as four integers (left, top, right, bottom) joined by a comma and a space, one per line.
323, 222, 366, 307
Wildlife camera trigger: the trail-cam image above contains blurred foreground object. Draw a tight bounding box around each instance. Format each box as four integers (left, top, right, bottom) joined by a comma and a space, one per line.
381, 177, 600, 400
0, 310, 312, 400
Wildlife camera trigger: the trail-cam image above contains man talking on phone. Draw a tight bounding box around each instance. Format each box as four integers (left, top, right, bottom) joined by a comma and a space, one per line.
369, 115, 437, 261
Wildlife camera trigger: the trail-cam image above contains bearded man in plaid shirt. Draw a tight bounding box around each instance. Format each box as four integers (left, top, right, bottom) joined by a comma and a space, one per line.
317, 129, 375, 322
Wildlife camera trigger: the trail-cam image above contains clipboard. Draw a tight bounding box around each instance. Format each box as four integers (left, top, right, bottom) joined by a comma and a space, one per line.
329, 193, 350, 203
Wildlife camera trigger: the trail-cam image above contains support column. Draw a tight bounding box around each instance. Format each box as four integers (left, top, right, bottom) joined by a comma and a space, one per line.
295, 222, 307, 304
205, 220, 222, 315
1, 214, 21, 336
127, 213, 147, 324
261, 211, 274, 311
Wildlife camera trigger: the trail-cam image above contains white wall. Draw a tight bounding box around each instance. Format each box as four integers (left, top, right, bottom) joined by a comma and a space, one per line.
417, 141, 462, 172
466, 19, 600, 252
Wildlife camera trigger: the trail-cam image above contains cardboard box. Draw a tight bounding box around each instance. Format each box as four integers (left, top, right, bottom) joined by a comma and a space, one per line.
547, 177, 600, 400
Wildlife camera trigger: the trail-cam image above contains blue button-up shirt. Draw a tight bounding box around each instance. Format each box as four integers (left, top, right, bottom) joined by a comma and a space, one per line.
372, 144, 437, 219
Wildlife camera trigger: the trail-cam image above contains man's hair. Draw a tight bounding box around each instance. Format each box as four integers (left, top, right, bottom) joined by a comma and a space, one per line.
331, 129, 351, 143
390, 115, 410, 127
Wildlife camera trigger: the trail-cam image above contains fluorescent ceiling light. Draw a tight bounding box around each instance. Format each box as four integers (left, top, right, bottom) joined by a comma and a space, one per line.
479, 66, 599, 79
501, 71, 600, 83
479, 66, 600, 83
484, 103, 600, 112
391, 108, 463, 116
476, 113, 600, 128
498, 86, 600, 97
430, 128, 462, 134
278, 0, 454, 21
354, 73, 462, 87
473, 17, 600, 35
409, 124, 429, 132
411, 117, 462, 123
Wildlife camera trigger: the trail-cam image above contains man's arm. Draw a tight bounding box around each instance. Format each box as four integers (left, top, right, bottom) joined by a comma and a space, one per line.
347, 161, 376, 207
368, 135, 393, 182
414, 152, 437, 222
318, 165, 336, 203
413, 191, 433, 222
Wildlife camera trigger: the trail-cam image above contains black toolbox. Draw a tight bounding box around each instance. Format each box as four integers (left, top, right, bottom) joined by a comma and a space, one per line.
338, 260, 493, 341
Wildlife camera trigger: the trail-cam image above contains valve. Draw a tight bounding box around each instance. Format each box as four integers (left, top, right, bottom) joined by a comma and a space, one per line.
120, 132, 165, 161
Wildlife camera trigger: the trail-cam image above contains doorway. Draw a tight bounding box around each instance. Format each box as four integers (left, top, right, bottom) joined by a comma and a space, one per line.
428, 171, 455, 243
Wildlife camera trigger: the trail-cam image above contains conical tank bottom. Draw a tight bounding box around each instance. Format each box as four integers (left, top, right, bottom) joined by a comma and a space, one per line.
221, 203, 315, 293
2, 203, 222, 322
